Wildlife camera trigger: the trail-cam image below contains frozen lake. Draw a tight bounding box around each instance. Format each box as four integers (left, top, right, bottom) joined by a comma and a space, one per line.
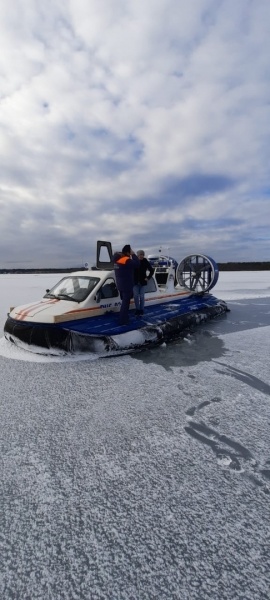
0, 272, 270, 599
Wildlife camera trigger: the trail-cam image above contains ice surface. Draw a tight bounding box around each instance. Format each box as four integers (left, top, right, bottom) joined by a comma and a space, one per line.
0, 272, 270, 599
213, 270, 270, 300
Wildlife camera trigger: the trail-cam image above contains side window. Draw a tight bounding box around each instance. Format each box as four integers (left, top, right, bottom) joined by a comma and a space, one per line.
99, 278, 119, 299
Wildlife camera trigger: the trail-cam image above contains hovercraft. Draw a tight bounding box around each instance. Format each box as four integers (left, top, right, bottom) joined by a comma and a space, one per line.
4, 241, 229, 355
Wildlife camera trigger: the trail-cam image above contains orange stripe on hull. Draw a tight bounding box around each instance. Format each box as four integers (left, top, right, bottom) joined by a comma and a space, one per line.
145, 291, 189, 302
16, 299, 59, 321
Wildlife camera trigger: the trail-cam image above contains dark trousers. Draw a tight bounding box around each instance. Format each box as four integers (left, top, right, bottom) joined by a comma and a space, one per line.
119, 291, 132, 325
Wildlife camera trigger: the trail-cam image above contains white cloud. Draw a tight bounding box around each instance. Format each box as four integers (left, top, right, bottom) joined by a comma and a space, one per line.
0, 0, 270, 267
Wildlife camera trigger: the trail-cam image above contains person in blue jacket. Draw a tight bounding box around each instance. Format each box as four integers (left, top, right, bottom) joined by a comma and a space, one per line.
113, 244, 139, 325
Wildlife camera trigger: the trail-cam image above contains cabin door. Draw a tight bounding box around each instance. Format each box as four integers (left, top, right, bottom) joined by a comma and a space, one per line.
96, 241, 114, 270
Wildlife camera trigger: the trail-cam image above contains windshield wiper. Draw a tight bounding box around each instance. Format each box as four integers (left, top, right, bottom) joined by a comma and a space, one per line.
44, 292, 58, 298
56, 293, 80, 302
44, 292, 80, 302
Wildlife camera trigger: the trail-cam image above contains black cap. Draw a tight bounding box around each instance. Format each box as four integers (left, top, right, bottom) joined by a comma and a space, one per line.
122, 244, 131, 254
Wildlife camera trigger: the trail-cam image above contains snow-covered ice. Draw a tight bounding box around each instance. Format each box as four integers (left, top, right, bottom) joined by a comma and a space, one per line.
0, 272, 270, 599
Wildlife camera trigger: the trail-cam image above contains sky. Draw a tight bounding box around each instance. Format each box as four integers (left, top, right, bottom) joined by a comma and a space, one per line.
1, 0, 270, 268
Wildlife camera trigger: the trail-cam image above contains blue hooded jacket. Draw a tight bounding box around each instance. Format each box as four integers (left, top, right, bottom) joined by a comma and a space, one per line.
113, 252, 140, 294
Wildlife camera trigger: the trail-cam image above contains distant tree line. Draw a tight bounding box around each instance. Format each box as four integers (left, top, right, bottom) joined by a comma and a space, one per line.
218, 262, 270, 271
0, 262, 269, 273
0, 267, 84, 274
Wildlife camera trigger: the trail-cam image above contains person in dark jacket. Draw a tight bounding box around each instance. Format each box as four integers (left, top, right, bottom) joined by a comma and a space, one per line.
113, 244, 139, 325
133, 250, 154, 315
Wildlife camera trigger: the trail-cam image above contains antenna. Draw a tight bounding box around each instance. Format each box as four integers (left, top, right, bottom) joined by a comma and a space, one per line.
158, 246, 170, 254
